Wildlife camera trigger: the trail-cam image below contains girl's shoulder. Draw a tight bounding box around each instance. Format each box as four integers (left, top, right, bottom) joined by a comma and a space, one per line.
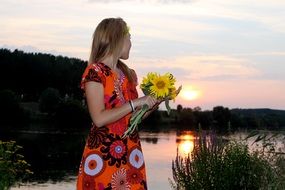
85, 62, 112, 77
90, 62, 111, 73
81, 62, 111, 89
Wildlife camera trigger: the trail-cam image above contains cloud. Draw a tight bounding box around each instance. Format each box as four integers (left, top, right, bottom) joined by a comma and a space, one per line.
132, 55, 261, 81
233, 51, 285, 57
179, 55, 261, 80
88, 0, 195, 4
131, 18, 218, 45
0, 44, 77, 58
189, 0, 285, 33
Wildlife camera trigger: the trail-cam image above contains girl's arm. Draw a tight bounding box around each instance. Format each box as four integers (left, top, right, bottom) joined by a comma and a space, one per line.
85, 81, 157, 127
141, 100, 163, 120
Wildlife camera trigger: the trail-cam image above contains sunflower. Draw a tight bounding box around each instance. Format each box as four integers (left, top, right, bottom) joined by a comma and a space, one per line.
149, 74, 172, 98
123, 72, 181, 138
165, 72, 176, 85
169, 87, 177, 100
140, 72, 158, 89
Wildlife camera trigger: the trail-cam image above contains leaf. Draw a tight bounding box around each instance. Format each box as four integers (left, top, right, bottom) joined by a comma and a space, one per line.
251, 134, 267, 145
165, 99, 171, 115
244, 130, 259, 140
175, 85, 182, 97
267, 132, 279, 140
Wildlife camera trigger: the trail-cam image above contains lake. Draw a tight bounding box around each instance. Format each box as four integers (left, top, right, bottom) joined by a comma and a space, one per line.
1, 127, 284, 190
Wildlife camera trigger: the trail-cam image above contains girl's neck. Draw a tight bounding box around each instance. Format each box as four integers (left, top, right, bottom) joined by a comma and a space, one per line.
101, 56, 118, 70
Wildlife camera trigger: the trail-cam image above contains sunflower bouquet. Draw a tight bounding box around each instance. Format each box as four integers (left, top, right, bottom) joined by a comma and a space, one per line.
122, 72, 182, 138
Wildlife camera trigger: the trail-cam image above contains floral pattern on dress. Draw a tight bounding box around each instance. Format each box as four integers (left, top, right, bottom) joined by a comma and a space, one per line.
87, 124, 109, 149
82, 150, 106, 177
108, 91, 120, 108
104, 92, 119, 109
82, 174, 95, 190
126, 167, 144, 184
110, 140, 127, 159
111, 168, 131, 190
77, 62, 147, 190
101, 134, 128, 168
129, 130, 139, 143
85, 67, 103, 83
98, 182, 112, 190
140, 180, 148, 190
109, 118, 127, 136
128, 146, 145, 170
99, 64, 112, 77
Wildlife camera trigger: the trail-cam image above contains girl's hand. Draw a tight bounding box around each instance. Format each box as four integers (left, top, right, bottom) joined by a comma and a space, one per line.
134, 95, 158, 109
142, 95, 158, 108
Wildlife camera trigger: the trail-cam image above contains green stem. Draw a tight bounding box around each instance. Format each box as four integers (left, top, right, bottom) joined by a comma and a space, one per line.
122, 104, 149, 138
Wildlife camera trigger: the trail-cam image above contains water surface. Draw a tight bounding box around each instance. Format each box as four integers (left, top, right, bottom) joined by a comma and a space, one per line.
5, 129, 284, 190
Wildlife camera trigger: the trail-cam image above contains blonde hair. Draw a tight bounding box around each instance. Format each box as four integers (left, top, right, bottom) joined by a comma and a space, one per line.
89, 17, 135, 83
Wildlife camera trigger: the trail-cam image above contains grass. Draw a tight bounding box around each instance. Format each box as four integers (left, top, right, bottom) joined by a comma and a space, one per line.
170, 130, 285, 190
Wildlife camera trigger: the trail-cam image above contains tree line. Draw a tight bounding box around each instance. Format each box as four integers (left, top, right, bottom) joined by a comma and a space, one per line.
1, 48, 285, 132
0, 48, 88, 130
0, 48, 86, 101
144, 105, 285, 132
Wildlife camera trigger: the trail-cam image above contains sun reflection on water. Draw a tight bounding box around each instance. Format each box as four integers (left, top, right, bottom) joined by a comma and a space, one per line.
176, 132, 195, 157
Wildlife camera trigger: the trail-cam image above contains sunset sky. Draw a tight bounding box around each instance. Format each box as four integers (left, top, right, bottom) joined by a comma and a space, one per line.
1, 0, 285, 110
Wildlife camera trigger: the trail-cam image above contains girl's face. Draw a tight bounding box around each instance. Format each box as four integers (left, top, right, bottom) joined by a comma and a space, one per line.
120, 33, 132, 60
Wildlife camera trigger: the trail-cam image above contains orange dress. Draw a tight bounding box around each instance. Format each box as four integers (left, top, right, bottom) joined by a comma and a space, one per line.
77, 62, 147, 190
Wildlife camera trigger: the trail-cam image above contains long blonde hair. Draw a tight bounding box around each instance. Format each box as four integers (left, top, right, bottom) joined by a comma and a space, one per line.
89, 17, 135, 83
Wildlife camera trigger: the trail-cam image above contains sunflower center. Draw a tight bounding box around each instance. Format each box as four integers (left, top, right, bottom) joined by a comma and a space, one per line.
156, 81, 166, 89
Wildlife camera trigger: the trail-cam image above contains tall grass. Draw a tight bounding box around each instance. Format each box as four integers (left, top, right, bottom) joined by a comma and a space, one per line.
171, 131, 285, 190
0, 141, 32, 190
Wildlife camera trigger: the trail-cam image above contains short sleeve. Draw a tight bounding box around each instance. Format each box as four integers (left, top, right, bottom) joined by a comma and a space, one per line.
80, 64, 105, 91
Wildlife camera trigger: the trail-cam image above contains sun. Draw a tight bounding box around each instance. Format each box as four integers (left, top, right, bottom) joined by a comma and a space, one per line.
181, 86, 200, 101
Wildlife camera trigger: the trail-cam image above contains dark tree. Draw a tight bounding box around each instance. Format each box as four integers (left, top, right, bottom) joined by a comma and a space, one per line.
212, 106, 231, 132
39, 88, 61, 114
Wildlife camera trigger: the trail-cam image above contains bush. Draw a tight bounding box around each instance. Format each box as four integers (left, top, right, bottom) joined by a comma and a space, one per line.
0, 140, 33, 190
245, 131, 285, 189
0, 89, 30, 126
170, 131, 280, 190
39, 88, 61, 114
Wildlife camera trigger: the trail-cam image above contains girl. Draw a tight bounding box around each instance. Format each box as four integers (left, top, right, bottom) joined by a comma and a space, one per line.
77, 17, 158, 190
